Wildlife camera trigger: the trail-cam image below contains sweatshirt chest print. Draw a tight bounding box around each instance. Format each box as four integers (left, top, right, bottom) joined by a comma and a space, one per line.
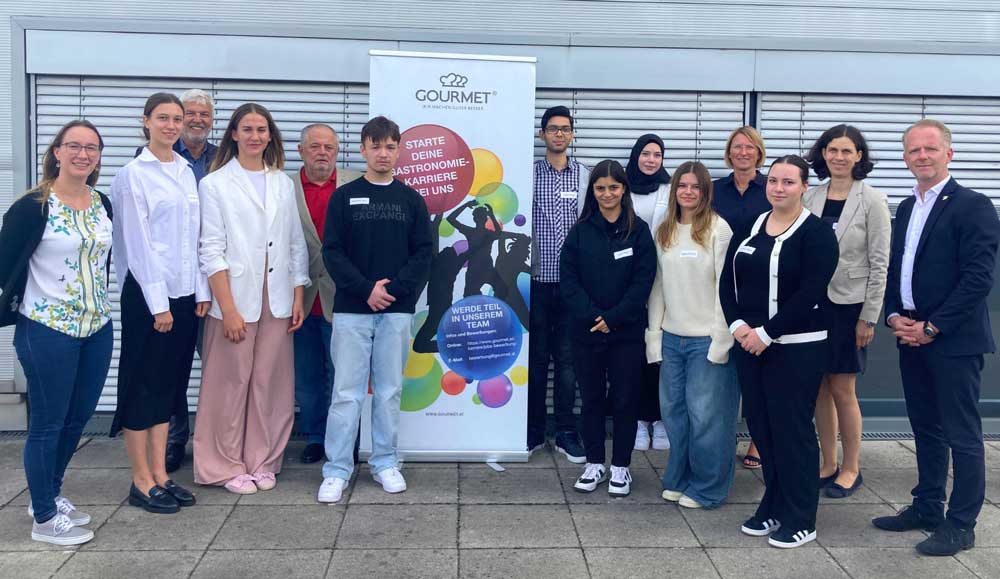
353, 201, 407, 223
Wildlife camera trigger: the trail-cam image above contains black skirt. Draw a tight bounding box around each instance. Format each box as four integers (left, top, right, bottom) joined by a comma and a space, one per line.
111, 274, 198, 435
823, 299, 867, 375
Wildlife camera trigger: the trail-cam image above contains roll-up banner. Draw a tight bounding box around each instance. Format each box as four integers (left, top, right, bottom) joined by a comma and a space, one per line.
362, 50, 537, 461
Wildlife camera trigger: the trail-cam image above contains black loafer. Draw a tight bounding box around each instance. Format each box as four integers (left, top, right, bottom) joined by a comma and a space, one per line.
819, 467, 840, 489
300, 443, 325, 464
165, 443, 186, 473
916, 520, 975, 556
162, 480, 196, 507
825, 472, 863, 498
128, 483, 180, 514
872, 505, 941, 532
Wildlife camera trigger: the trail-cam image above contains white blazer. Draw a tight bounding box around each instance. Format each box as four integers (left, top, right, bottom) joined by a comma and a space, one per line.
199, 157, 310, 322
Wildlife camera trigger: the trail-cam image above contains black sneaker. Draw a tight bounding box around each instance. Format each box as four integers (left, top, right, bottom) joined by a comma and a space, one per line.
573, 463, 608, 493
768, 527, 816, 548
741, 516, 781, 537
300, 442, 325, 464
554, 432, 586, 464
872, 505, 942, 532
916, 520, 975, 556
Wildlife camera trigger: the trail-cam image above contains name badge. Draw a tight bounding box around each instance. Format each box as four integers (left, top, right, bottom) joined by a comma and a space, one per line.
737, 246, 755, 255
350, 197, 370, 206
679, 250, 698, 259
614, 248, 633, 260
560, 191, 577, 200
832, 222, 838, 230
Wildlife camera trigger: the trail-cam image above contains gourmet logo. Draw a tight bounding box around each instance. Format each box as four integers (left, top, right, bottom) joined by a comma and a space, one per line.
415, 72, 495, 105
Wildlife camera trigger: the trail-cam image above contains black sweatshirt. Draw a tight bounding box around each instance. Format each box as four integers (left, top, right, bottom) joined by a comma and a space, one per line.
559, 210, 657, 344
322, 177, 433, 314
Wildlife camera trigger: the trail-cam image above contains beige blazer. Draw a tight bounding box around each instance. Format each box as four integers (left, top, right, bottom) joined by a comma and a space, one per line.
291, 167, 362, 322
803, 180, 891, 323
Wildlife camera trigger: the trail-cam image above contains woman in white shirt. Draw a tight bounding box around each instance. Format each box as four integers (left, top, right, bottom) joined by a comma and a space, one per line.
110, 93, 209, 514
194, 103, 309, 494
646, 161, 738, 509
625, 134, 671, 452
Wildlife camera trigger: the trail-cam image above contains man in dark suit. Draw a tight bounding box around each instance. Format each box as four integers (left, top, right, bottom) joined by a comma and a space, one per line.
873, 119, 1000, 556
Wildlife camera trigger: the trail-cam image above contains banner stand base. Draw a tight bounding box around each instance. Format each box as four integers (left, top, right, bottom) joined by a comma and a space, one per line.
359, 449, 529, 463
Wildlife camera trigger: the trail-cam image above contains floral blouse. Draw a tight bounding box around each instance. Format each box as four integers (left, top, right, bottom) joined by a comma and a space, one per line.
20, 189, 113, 337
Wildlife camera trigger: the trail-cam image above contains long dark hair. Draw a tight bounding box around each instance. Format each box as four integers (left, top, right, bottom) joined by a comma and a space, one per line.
142, 92, 184, 141
210, 102, 285, 173
806, 124, 875, 180
30, 120, 104, 204
578, 159, 636, 237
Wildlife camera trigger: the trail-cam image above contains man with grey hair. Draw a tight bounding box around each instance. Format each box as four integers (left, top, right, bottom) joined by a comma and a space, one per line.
291, 123, 361, 463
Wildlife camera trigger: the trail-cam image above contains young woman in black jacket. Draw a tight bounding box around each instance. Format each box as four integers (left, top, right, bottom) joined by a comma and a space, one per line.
720, 155, 838, 548
560, 159, 656, 497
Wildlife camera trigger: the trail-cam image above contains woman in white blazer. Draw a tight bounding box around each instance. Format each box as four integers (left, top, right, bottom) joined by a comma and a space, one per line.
193, 103, 310, 494
803, 124, 891, 499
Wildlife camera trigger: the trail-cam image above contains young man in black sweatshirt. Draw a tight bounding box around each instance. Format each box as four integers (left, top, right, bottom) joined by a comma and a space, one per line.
317, 116, 433, 503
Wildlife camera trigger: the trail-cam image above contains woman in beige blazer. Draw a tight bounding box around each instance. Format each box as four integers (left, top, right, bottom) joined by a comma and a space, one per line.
804, 125, 891, 498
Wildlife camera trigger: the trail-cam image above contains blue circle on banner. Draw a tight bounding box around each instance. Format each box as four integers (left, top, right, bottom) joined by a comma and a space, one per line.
436, 295, 522, 380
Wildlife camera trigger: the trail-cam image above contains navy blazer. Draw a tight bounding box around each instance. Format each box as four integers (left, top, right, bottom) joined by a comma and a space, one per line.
884, 177, 1000, 356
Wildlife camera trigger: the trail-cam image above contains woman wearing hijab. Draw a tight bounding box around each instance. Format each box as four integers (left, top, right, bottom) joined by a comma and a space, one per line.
625, 134, 671, 452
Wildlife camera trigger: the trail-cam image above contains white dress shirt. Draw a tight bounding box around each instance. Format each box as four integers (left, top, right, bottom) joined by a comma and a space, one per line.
110, 148, 210, 315
899, 175, 951, 311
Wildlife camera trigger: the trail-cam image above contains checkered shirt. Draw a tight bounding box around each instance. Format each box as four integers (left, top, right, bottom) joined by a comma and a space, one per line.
533, 158, 583, 283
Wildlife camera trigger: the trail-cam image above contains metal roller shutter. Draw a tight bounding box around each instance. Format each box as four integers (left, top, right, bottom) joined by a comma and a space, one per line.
758, 93, 1000, 210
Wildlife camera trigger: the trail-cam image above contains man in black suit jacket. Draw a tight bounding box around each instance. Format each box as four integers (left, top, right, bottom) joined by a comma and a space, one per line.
872, 119, 1000, 556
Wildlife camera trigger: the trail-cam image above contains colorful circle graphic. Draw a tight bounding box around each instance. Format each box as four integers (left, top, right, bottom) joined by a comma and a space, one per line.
477, 375, 514, 408
441, 371, 467, 396
397, 124, 475, 214
475, 182, 519, 222
436, 295, 523, 380
510, 365, 528, 386
403, 351, 436, 379
401, 357, 444, 412
469, 148, 503, 198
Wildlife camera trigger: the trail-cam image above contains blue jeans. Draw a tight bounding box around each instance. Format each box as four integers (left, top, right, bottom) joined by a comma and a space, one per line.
659, 331, 739, 508
322, 313, 411, 480
14, 316, 112, 523
294, 314, 335, 445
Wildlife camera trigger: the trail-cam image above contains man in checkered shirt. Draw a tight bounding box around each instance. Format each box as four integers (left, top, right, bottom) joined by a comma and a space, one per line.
528, 106, 591, 463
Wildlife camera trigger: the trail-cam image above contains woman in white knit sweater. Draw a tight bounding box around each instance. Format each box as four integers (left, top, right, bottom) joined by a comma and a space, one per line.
646, 161, 739, 509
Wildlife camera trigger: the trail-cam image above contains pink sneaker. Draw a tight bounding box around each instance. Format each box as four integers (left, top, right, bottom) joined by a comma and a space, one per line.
253, 471, 276, 491
224, 474, 258, 495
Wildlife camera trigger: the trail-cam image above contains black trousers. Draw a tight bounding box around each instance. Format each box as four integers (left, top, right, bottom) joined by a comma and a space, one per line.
528, 281, 578, 444
899, 346, 986, 528
734, 341, 825, 531
637, 361, 661, 422
573, 338, 643, 467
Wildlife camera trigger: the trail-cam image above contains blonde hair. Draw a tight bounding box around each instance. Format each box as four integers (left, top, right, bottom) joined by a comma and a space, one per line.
28, 120, 103, 204
656, 161, 716, 250
902, 118, 952, 147
723, 126, 766, 169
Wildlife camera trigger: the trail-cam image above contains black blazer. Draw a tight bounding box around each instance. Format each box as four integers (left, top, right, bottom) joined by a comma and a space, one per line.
0, 190, 113, 328
884, 177, 1000, 356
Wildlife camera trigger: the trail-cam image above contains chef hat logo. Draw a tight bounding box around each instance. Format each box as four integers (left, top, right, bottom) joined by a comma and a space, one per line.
440, 73, 468, 88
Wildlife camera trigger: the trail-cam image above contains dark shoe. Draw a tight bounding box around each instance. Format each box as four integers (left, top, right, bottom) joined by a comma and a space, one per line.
300, 443, 325, 464
128, 483, 180, 514
916, 520, 975, 556
825, 472, 863, 498
741, 516, 781, 537
872, 505, 942, 532
554, 432, 586, 464
819, 467, 840, 489
768, 526, 817, 549
741, 454, 762, 470
162, 480, 196, 507
165, 443, 186, 473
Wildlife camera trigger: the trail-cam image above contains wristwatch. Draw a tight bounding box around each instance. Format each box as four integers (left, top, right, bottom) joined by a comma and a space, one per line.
864, 321, 876, 328
923, 321, 939, 338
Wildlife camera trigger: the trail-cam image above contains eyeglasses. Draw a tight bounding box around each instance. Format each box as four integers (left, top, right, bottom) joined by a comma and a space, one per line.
544, 126, 573, 135
59, 142, 101, 156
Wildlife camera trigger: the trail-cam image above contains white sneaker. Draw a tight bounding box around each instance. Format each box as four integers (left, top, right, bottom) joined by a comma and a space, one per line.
317, 477, 348, 503
651, 421, 670, 450
609, 466, 632, 497
679, 494, 703, 509
31, 513, 93, 546
661, 489, 683, 502
634, 421, 651, 451
373, 467, 407, 493
573, 463, 608, 493
28, 496, 91, 526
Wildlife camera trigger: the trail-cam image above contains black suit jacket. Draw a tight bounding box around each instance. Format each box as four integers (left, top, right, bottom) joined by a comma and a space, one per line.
885, 177, 1000, 356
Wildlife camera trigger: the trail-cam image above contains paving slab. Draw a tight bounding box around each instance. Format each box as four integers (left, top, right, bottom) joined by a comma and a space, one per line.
0, 551, 73, 579
680, 504, 801, 549
856, 441, 919, 468
861, 467, 950, 504
459, 548, 587, 579
816, 503, 924, 548
827, 547, 978, 579
0, 505, 116, 552
350, 467, 458, 504
972, 502, 1000, 547
335, 504, 456, 549
0, 468, 27, 507
956, 547, 1000, 578
55, 549, 202, 578
725, 468, 765, 504
211, 505, 341, 550
557, 465, 664, 504
9, 468, 130, 507
988, 470, 1000, 505
459, 504, 577, 548
707, 547, 849, 579
164, 469, 240, 506
570, 503, 699, 548
459, 467, 564, 504
328, 548, 457, 578
585, 547, 721, 578
84, 504, 230, 551
457, 446, 557, 469
192, 549, 332, 579
236, 466, 324, 505
0, 440, 26, 469
67, 438, 131, 469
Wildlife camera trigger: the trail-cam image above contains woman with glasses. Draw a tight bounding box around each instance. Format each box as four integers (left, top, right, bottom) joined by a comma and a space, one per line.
0, 121, 112, 545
